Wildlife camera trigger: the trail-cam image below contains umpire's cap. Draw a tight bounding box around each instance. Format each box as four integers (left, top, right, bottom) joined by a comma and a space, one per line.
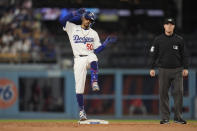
83, 11, 95, 22
164, 17, 175, 25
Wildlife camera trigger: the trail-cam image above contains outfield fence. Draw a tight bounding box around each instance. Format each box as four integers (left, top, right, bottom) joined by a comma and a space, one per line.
0, 65, 196, 119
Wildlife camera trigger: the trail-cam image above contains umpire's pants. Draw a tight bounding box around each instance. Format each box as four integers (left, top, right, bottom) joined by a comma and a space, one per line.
158, 67, 183, 120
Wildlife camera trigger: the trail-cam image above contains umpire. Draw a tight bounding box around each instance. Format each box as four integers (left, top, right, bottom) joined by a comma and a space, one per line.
149, 17, 189, 124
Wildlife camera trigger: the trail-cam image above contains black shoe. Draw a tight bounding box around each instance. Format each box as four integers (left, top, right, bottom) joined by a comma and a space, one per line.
174, 118, 187, 124
160, 119, 170, 124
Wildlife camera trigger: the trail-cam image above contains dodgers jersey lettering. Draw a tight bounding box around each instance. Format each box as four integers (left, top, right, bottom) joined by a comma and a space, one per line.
63, 21, 101, 56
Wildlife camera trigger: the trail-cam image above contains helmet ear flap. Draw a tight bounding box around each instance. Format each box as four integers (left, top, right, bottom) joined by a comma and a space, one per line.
91, 21, 95, 27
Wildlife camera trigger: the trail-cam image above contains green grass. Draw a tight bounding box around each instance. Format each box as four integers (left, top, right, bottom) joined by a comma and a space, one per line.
108, 119, 197, 123
109, 119, 159, 122
0, 119, 78, 122
0, 119, 196, 123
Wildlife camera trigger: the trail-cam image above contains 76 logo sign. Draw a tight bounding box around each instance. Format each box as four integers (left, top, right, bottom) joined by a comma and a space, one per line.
86, 43, 93, 50
0, 79, 18, 109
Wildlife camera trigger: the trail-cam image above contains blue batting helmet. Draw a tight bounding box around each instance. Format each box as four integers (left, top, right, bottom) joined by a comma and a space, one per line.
83, 11, 96, 22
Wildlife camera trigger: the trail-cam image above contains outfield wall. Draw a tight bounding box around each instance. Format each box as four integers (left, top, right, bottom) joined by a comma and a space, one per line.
0, 65, 196, 119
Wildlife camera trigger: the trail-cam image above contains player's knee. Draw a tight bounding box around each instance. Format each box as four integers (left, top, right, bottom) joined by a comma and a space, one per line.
90, 61, 98, 70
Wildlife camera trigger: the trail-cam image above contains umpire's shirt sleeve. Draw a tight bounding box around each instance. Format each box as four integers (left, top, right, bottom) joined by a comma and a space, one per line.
149, 37, 159, 69
180, 39, 189, 69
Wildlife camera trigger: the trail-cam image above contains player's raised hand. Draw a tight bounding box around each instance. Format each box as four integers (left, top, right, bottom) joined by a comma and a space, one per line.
103, 36, 117, 46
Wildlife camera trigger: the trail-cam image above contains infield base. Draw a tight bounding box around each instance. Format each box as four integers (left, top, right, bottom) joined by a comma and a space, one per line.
78, 119, 109, 124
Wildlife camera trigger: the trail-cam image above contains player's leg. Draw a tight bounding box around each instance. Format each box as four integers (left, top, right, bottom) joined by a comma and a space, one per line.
74, 57, 88, 120
87, 54, 99, 91
90, 61, 99, 91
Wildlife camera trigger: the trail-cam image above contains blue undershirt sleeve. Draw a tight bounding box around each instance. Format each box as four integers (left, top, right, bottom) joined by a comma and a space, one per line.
59, 12, 82, 26
94, 44, 106, 54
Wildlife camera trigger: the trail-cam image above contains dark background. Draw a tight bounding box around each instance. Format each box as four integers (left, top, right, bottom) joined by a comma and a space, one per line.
0, 0, 197, 68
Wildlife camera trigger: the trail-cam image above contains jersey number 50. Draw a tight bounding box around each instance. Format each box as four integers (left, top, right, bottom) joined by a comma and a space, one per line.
86, 43, 93, 50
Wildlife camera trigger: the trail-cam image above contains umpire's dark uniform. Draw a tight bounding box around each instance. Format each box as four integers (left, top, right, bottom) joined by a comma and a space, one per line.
149, 18, 189, 124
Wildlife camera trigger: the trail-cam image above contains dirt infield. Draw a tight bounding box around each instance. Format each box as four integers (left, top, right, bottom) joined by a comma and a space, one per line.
0, 121, 197, 131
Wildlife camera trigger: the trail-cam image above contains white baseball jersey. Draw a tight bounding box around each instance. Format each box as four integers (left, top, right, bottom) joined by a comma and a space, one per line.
63, 21, 101, 94
63, 21, 101, 57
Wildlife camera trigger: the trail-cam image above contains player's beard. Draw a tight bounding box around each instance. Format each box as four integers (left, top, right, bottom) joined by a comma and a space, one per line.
84, 23, 90, 29
83, 20, 91, 29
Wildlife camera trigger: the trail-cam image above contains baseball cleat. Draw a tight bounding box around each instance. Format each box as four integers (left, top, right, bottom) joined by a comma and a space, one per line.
79, 110, 87, 121
174, 118, 187, 124
92, 82, 100, 91
160, 119, 170, 124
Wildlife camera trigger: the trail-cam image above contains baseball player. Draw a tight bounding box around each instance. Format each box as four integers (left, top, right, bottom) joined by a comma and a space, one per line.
59, 8, 117, 121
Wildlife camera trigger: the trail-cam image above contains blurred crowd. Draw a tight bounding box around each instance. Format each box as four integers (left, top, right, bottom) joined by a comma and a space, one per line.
0, 0, 197, 68
0, 1, 56, 63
